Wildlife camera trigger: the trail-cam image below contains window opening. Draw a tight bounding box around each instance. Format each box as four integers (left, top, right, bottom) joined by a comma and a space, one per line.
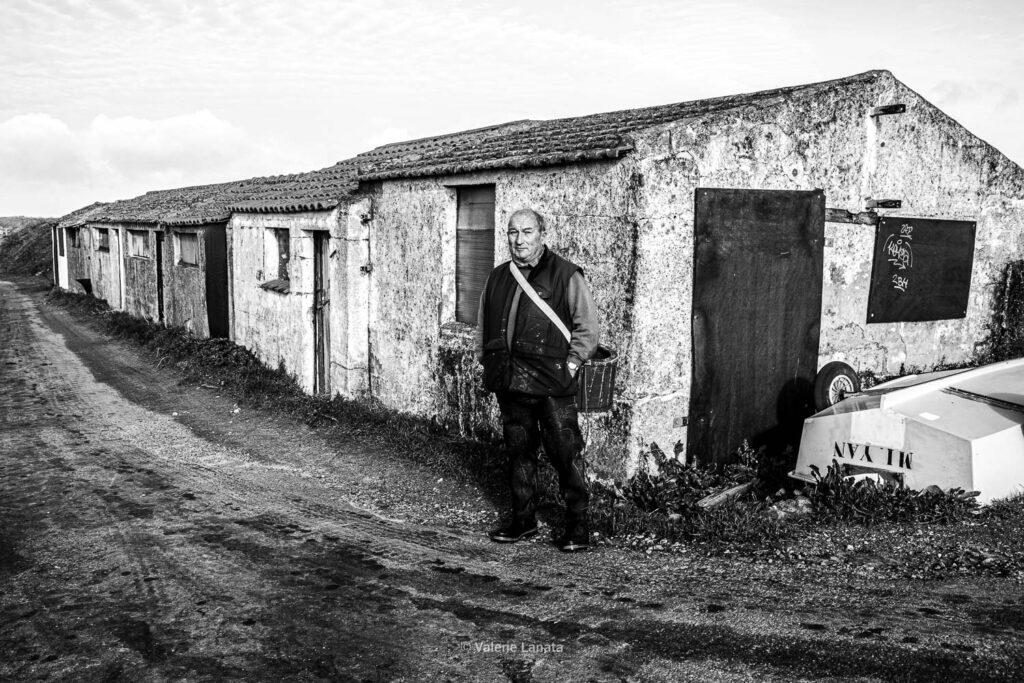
96, 228, 110, 252
455, 185, 495, 324
178, 232, 199, 266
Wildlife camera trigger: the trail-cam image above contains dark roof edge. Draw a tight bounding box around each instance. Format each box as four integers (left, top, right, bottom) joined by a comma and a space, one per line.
357, 145, 634, 182
224, 198, 344, 214
507, 69, 890, 134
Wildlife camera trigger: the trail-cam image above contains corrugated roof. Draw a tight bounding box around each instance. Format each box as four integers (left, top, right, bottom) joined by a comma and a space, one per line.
354, 70, 889, 181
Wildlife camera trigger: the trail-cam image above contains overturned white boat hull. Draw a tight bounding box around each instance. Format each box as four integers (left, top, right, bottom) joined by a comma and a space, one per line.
791, 358, 1024, 504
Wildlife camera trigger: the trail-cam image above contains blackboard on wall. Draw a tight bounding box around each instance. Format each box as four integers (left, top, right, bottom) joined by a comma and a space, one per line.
866, 217, 976, 323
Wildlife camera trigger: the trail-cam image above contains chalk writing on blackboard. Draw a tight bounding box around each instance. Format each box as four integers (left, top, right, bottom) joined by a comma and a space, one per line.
883, 223, 915, 292
867, 217, 975, 323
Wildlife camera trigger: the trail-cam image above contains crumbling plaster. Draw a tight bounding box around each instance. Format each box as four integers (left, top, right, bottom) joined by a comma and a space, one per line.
621, 71, 1024, 468
335, 198, 372, 398
164, 226, 217, 338
819, 78, 1024, 376
88, 225, 122, 310
366, 162, 640, 474
65, 229, 90, 295
115, 224, 160, 322
229, 210, 338, 393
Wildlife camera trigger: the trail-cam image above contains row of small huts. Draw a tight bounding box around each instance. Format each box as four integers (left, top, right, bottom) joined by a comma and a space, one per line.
52, 71, 1024, 476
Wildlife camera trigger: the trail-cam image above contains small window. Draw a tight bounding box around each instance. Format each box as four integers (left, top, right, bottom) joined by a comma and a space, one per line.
177, 232, 199, 266
266, 228, 290, 280
455, 185, 495, 324
128, 230, 150, 258
67, 228, 80, 248
96, 228, 110, 252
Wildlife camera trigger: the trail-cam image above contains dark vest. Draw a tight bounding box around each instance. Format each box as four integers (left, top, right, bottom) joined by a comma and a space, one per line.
481, 247, 581, 396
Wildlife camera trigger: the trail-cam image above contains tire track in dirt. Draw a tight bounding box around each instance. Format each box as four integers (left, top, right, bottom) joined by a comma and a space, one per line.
4, 279, 1024, 682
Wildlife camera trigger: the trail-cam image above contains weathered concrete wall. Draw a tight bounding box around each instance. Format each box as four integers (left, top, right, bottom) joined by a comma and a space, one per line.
165, 226, 216, 338
115, 224, 160, 321
366, 162, 640, 476
89, 225, 122, 310
623, 71, 1024, 468
334, 199, 371, 398
65, 228, 90, 294
229, 211, 339, 393
819, 78, 1024, 375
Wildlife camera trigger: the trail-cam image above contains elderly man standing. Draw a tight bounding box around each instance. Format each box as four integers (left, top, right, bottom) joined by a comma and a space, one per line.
477, 208, 600, 552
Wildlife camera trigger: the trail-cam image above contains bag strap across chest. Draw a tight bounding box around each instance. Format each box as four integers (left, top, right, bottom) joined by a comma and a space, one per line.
509, 262, 571, 343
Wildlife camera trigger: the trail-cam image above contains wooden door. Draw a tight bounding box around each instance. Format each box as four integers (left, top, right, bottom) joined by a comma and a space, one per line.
51, 226, 59, 286
313, 232, 331, 395
688, 188, 824, 465
155, 232, 165, 323
204, 227, 229, 338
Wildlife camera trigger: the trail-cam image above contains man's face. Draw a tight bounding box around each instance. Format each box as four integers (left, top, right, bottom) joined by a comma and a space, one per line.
507, 212, 545, 265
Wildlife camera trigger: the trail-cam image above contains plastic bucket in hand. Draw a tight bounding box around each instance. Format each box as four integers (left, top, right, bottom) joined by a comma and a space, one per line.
577, 344, 617, 412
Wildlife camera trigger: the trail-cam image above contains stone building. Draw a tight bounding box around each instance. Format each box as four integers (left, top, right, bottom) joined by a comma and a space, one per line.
222, 160, 364, 396
56, 202, 108, 293
54, 69, 1024, 477
340, 69, 1024, 475
56, 185, 238, 337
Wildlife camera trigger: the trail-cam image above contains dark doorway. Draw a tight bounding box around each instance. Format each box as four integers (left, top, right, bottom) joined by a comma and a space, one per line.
313, 232, 331, 395
688, 188, 825, 465
204, 227, 229, 338
155, 232, 165, 323
51, 225, 58, 285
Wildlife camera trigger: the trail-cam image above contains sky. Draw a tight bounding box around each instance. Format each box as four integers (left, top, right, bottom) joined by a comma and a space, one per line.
2, 0, 1023, 217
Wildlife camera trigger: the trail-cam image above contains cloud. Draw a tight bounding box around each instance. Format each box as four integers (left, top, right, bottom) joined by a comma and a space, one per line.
88, 110, 255, 176
0, 109, 283, 216
932, 80, 1020, 111
0, 113, 90, 183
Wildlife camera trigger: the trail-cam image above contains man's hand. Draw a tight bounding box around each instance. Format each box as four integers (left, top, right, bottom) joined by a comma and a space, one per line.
567, 361, 579, 377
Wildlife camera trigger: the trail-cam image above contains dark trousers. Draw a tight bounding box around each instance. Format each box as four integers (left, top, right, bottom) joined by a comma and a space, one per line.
496, 391, 589, 533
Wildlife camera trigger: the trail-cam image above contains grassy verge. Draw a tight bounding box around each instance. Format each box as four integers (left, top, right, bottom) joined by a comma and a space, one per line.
44, 288, 505, 491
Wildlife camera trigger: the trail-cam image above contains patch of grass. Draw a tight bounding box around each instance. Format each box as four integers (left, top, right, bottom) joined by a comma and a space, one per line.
807, 460, 979, 526
587, 441, 787, 551
0, 217, 54, 277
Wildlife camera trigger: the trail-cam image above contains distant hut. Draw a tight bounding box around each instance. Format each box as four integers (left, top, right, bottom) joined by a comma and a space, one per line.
55, 185, 236, 337
223, 160, 362, 396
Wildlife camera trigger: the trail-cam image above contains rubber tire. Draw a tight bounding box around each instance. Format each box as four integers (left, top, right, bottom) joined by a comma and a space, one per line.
813, 361, 861, 411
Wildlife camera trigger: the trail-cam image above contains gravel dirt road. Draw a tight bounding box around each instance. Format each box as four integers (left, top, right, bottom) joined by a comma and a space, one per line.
2, 277, 1023, 682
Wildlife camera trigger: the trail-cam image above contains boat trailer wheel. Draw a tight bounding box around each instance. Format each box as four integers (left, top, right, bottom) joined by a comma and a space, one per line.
813, 361, 861, 411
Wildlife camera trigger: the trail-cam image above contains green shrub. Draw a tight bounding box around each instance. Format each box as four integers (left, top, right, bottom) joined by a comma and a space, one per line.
807, 460, 978, 525
588, 440, 786, 550
984, 259, 1024, 363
